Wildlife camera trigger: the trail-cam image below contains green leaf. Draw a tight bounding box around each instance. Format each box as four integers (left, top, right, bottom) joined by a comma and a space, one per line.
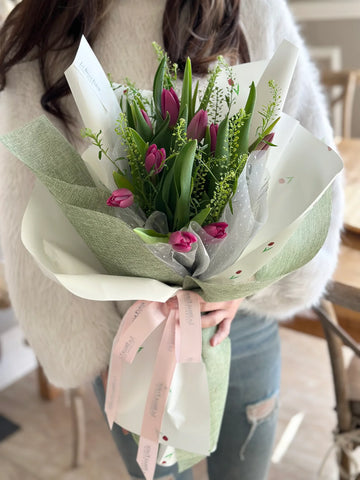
113, 172, 134, 192
249, 117, 280, 152
237, 82, 256, 154
153, 57, 167, 122
133, 228, 169, 244
204, 126, 211, 156
191, 207, 211, 226
126, 99, 136, 130
178, 103, 188, 126
180, 58, 192, 121
205, 115, 230, 194
160, 164, 175, 227
214, 115, 229, 159
152, 113, 171, 151
131, 101, 152, 142
190, 80, 199, 121
173, 140, 197, 230
129, 128, 147, 159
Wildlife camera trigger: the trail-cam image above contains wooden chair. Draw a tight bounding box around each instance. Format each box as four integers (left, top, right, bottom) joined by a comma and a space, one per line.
282, 68, 360, 479
314, 283, 360, 480
283, 230, 360, 479
321, 69, 360, 138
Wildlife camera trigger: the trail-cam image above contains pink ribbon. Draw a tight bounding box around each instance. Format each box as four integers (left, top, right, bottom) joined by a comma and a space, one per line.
104, 290, 202, 480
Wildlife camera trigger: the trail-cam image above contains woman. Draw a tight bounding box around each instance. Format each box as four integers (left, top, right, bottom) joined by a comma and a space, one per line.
0, 1, 343, 479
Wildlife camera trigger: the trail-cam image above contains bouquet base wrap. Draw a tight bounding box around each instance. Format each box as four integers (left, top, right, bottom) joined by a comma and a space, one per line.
104, 291, 228, 479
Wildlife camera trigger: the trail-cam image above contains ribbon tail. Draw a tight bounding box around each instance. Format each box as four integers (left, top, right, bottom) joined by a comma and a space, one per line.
104, 301, 146, 430
137, 310, 177, 480
104, 354, 123, 430
177, 290, 202, 363
137, 437, 158, 480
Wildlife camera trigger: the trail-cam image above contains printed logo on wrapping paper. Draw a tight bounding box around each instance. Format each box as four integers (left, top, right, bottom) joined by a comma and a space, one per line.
263, 242, 275, 253
230, 269, 242, 280
278, 176, 295, 184
77, 61, 101, 95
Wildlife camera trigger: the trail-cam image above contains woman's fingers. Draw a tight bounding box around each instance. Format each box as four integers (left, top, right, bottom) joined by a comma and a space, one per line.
200, 301, 228, 313
200, 298, 243, 346
210, 318, 232, 347
201, 311, 233, 346
201, 309, 227, 328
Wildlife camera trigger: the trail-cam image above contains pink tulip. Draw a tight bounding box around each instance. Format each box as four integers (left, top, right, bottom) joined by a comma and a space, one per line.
107, 188, 134, 208
145, 144, 166, 174
210, 123, 219, 154
256, 132, 275, 151
169, 231, 197, 253
161, 87, 180, 127
187, 109, 208, 141
141, 109, 153, 131
203, 222, 228, 239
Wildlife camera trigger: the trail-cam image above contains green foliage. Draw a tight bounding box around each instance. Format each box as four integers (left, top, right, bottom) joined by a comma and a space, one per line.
81, 128, 119, 169
107, 73, 122, 92
236, 82, 256, 155
255, 80, 282, 140
88, 52, 281, 237
133, 228, 169, 244
199, 64, 221, 114
152, 42, 178, 89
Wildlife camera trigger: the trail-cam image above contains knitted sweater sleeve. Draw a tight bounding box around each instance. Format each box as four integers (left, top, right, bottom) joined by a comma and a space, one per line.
240, 0, 344, 319
0, 62, 123, 388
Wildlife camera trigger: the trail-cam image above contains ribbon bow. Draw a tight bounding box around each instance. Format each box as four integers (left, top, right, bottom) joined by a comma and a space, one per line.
104, 290, 202, 480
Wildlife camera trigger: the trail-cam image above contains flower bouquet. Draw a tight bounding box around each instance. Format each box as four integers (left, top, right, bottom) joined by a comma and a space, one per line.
0, 37, 342, 479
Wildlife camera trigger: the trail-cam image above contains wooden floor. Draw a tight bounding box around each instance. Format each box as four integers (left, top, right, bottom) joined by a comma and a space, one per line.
0, 327, 353, 480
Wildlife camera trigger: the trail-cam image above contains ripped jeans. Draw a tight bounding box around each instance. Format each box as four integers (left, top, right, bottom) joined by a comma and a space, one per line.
93, 312, 281, 480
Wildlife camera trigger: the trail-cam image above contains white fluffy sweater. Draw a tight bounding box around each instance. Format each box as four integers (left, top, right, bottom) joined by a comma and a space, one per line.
0, 0, 344, 388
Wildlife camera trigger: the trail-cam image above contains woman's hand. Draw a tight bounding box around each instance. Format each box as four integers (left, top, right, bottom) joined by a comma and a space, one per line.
167, 295, 243, 346
199, 298, 243, 346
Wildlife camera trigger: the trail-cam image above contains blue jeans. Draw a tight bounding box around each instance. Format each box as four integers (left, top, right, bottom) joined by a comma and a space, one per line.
93, 312, 281, 480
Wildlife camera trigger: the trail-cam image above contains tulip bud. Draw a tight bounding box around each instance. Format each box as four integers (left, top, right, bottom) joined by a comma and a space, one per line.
141, 109, 153, 131
107, 188, 134, 208
145, 144, 166, 174
256, 132, 275, 151
203, 222, 228, 239
161, 87, 180, 127
187, 109, 208, 141
169, 231, 197, 253
210, 123, 219, 154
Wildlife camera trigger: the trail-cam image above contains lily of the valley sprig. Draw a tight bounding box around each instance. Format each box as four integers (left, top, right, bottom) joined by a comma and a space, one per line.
83, 45, 281, 253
